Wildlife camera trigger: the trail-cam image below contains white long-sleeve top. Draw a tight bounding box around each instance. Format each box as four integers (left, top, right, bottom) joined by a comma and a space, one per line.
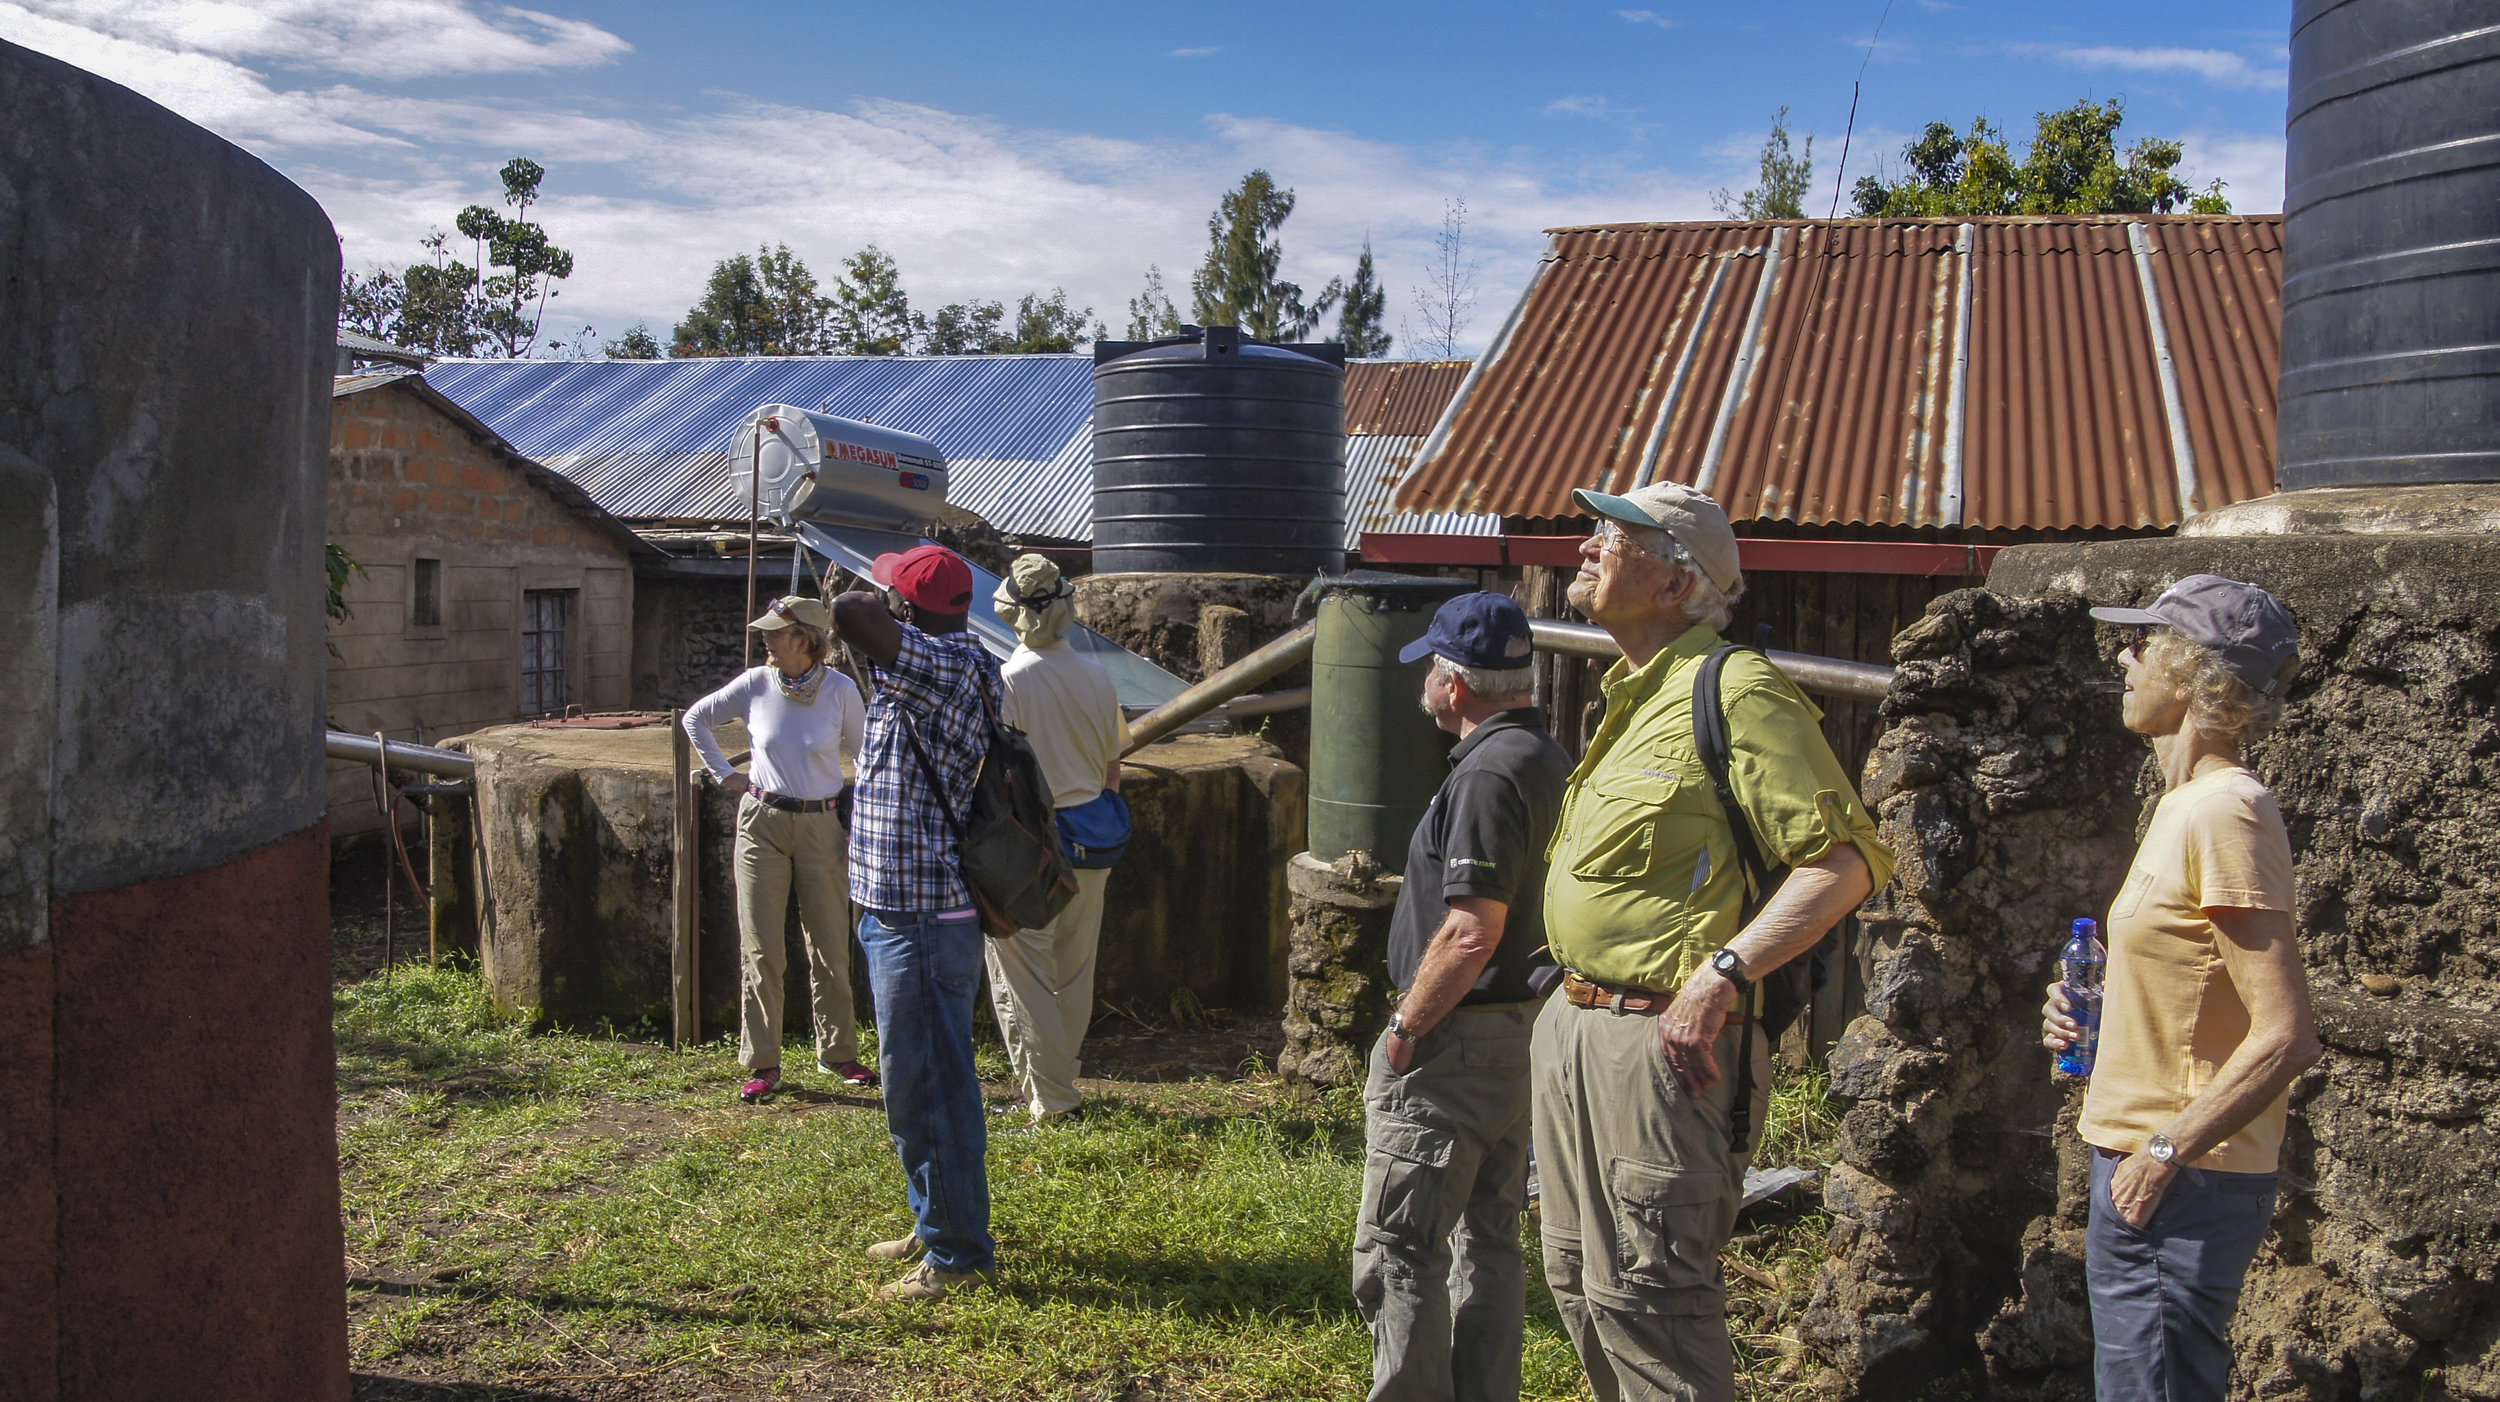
681, 666, 865, 802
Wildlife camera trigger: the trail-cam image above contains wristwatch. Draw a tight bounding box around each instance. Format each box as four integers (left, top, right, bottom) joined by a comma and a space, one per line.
2145, 1133, 2181, 1167
1710, 948, 1753, 997
1387, 1013, 1421, 1044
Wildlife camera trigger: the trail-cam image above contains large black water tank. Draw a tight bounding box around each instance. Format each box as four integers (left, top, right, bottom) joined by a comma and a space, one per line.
2278, 0, 2500, 489
1091, 325, 1347, 574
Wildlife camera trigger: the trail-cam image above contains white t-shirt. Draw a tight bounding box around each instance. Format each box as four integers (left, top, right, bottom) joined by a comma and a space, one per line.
1001, 640, 1124, 809
681, 665, 865, 802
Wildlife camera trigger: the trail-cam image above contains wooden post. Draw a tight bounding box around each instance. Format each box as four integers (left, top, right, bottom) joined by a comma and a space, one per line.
669, 708, 699, 1048
425, 792, 478, 964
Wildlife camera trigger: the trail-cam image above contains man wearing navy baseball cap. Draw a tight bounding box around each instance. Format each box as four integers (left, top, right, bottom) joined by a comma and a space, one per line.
1352, 590, 1574, 1402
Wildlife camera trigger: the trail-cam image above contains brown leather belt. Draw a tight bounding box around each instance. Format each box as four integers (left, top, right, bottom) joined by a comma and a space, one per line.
1561, 969, 1670, 1015
751, 789, 835, 813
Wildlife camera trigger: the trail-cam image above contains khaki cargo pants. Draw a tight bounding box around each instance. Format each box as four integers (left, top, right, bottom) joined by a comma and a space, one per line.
732, 796, 857, 1071
1531, 992, 1770, 1402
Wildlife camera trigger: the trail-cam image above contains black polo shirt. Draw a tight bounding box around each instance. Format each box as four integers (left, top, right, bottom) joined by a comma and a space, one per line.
1387, 707, 1575, 1003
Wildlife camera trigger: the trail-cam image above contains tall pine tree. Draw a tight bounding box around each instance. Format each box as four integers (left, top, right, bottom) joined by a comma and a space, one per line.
1335, 239, 1391, 357
1191, 170, 1331, 340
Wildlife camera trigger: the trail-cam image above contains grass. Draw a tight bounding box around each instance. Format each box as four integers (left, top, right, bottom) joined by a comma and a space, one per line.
335, 962, 1839, 1400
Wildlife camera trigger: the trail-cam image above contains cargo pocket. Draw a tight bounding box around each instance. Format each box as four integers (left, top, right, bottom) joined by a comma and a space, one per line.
1607, 1157, 1731, 1296
1357, 1115, 1455, 1248
1568, 769, 1680, 881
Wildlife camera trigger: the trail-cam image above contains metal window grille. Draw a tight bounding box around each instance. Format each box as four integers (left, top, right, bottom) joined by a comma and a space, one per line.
412, 558, 441, 627
522, 589, 569, 714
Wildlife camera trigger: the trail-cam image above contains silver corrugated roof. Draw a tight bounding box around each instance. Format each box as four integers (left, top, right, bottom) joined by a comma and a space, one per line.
426, 355, 1488, 545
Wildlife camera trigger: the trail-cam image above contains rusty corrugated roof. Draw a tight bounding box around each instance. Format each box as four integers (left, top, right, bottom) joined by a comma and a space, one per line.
1397, 215, 2283, 532
1344, 360, 1473, 435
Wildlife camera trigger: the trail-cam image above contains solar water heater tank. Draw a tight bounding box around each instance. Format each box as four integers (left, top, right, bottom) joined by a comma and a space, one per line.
731, 404, 949, 530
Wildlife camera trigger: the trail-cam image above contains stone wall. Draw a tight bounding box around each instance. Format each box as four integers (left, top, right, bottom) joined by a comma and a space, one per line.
456, 725, 1302, 1031
630, 573, 752, 711
1807, 534, 2500, 1401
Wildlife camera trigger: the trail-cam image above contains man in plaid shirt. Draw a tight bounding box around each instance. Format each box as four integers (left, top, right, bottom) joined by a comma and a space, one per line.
829, 544, 1004, 1302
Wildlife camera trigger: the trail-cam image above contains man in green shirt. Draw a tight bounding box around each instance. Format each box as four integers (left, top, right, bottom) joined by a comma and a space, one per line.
1534, 481, 1894, 1402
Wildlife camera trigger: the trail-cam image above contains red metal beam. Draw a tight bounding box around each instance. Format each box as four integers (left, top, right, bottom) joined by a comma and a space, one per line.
1359, 531, 2000, 577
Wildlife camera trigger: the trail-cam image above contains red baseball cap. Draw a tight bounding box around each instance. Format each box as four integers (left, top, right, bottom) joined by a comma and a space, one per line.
871, 544, 974, 613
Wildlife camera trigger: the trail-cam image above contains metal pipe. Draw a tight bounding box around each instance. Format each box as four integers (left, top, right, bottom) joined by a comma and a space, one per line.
327, 730, 475, 778
1526, 619, 1895, 703
1121, 621, 1318, 754
1219, 686, 1312, 720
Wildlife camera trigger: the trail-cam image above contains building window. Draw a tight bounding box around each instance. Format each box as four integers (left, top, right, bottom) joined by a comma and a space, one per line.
522, 589, 569, 714
412, 558, 441, 627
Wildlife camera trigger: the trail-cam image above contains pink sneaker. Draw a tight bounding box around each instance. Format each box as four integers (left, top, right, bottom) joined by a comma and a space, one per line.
739, 1067, 780, 1103
819, 1058, 881, 1089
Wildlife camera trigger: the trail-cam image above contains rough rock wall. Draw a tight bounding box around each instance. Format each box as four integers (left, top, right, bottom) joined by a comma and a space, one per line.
631, 575, 751, 711
1279, 850, 1401, 1089
1801, 588, 2144, 1397
1813, 535, 2500, 1401
1074, 573, 1306, 683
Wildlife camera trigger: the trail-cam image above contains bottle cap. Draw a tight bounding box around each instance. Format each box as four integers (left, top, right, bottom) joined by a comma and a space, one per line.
2072, 917, 2098, 938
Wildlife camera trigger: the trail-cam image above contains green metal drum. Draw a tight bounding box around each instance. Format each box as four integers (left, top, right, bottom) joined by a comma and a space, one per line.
1307, 576, 1472, 872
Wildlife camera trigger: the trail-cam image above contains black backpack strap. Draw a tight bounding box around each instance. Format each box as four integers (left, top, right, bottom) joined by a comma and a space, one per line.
896, 713, 970, 847
1694, 643, 1767, 1155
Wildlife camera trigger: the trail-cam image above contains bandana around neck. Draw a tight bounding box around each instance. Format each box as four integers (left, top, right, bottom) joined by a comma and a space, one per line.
774, 661, 827, 705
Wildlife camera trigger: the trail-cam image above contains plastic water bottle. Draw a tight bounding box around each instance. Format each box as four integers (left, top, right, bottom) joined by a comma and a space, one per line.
2055, 917, 2105, 1077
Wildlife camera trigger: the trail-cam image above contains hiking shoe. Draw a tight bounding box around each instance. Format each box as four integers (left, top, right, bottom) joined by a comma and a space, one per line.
739, 1068, 780, 1103
877, 1259, 994, 1303
819, 1058, 880, 1089
865, 1235, 925, 1264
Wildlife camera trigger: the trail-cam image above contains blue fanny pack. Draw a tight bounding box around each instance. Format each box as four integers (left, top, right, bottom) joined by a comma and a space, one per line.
1056, 790, 1131, 869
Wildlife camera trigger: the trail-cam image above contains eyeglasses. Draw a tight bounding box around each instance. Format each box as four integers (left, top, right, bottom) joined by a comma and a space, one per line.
1594, 519, 1670, 562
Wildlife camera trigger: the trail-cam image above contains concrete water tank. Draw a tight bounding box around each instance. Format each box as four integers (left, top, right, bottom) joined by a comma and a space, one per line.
2278, 0, 2500, 488
1, 40, 348, 1402
1090, 325, 1347, 575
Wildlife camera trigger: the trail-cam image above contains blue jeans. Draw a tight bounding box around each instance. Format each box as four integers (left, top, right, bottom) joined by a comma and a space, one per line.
2087, 1148, 2278, 1401
858, 908, 995, 1274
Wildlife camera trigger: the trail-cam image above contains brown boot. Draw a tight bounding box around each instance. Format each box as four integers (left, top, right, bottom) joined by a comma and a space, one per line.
876, 1260, 994, 1302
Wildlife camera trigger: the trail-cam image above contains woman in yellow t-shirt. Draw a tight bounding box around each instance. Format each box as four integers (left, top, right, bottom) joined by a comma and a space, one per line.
2040, 574, 2321, 1402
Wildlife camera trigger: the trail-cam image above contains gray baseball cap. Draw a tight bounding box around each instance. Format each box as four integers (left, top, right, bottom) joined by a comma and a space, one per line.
2090, 574, 2301, 695
1572, 481, 1743, 591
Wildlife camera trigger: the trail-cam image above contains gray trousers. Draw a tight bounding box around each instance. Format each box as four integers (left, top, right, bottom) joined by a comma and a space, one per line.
1352, 1001, 1539, 1402
1531, 994, 1769, 1402
2087, 1148, 2279, 1401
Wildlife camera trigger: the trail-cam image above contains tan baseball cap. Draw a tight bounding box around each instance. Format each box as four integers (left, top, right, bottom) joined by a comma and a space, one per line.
747, 595, 831, 632
1573, 482, 1742, 591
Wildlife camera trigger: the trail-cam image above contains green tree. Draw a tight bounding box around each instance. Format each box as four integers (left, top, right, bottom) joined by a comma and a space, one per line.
603, 323, 664, 359
1125, 265, 1184, 340
323, 543, 364, 659
830, 246, 919, 355
1334, 239, 1391, 357
452, 158, 576, 357
1852, 99, 2229, 217
1191, 170, 1332, 339
1714, 107, 1815, 220
673, 244, 835, 356
1007, 289, 1095, 352
924, 299, 1008, 353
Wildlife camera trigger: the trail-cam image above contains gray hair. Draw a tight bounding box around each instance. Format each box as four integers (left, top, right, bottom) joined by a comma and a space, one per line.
1432, 654, 1537, 706
1644, 528, 1745, 633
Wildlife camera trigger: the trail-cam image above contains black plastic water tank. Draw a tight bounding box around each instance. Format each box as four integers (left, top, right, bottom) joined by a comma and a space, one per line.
1091, 325, 1347, 574
2278, 0, 2500, 489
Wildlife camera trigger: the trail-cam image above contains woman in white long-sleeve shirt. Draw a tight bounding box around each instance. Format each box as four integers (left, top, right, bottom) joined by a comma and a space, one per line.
682, 595, 875, 1103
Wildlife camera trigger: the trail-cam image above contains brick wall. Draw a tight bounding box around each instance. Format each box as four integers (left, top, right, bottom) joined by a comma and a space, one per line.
324, 380, 634, 837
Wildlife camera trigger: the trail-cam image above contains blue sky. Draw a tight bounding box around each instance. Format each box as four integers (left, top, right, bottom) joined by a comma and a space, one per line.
4, 1, 2291, 355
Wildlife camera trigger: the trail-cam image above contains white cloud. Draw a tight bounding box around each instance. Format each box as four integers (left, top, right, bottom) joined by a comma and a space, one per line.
2181, 129, 2285, 213
3, 0, 1720, 356
2028, 44, 2285, 92
1616, 9, 1675, 28
1169, 45, 1218, 58
10, 0, 629, 77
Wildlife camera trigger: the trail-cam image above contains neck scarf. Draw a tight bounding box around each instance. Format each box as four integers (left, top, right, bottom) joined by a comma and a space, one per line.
774, 660, 827, 705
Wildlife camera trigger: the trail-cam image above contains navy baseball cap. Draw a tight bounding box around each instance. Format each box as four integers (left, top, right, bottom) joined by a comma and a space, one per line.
1399, 591, 1537, 669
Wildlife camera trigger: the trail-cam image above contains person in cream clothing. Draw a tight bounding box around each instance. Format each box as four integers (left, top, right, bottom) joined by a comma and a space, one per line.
2043, 574, 2323, 1402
